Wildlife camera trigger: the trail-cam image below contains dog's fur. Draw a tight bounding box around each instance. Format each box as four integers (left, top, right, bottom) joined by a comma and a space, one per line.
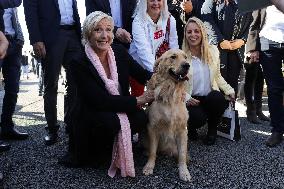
143, 49, 191, 182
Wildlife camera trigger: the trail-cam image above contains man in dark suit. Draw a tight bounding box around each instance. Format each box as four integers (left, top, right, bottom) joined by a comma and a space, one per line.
23, 0, 83, 145
0, 0, 22, 186
0, 0, 28, 141
85, 0, 136, 47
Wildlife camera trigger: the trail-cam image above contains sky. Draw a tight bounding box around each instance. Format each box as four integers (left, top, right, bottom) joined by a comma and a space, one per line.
17, 2, 87, 50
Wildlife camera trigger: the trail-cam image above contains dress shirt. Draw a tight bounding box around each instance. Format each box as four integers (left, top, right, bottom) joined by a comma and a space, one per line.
109, 0, 123, 28
3, 8, 15, 36
58, 0, 75, 25
259, 5, 284, 43
191, 56, 211, 96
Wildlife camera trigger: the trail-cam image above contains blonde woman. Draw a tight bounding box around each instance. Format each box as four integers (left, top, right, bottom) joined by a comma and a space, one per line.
183, 17, 235, 145
129, 0, 179, 96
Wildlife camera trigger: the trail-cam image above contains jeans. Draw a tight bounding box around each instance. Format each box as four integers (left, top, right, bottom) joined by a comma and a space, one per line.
260, 44, 284, 133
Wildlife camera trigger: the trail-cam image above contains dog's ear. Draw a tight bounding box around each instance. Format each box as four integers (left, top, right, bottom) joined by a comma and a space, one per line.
153, 56, 163, 73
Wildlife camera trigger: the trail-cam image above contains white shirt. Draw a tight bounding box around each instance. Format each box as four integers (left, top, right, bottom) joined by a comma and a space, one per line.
109, 0, 123, 28
191, 56, 211, 96
259, 5, 284, 43
58, 0, 75, 25
3, 8, 15, 36
129, 15, 179, 72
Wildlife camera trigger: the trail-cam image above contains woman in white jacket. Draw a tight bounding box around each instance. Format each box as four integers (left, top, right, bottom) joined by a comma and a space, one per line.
183, 17, 235, 145
129, 0, 179, 96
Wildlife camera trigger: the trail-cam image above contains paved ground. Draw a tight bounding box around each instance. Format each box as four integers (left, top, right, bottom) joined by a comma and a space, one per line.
0, 74, 283, 189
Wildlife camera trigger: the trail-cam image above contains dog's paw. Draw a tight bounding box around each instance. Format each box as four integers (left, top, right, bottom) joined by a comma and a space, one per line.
143, 163, 154, 175
179, 167, 192, 182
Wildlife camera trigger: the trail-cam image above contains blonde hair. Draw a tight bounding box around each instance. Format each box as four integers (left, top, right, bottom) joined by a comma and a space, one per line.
82, 11, 114, 45
182, 17, 213, 64
133, 0, 169, 21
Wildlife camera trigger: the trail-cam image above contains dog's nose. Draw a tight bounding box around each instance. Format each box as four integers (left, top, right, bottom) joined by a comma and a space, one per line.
182, 63, 190, 70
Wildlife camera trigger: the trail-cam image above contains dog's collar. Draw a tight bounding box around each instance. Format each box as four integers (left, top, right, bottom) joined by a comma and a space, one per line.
168, 69, 189, 82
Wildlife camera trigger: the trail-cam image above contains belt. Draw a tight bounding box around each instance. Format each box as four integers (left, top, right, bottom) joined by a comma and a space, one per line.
59, 25, 76, 30
5, 34, 15, 41
269, 42, 284, 48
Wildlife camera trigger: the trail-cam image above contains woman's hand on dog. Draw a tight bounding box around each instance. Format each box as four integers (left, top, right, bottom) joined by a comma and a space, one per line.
136, 90, 155, 106
187, 97, 200, 106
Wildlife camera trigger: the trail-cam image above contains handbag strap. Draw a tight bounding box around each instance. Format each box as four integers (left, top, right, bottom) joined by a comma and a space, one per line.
229, 101, 236, 110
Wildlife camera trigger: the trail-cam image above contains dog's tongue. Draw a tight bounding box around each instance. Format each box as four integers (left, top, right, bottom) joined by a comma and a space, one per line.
183, 75, 189, 81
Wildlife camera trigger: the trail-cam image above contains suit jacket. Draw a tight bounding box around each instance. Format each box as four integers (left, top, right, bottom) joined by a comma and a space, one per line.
245, 9, 266, 55
85, 0, 137, 35
23, 0, 81, 49
201, 0, 253, 63
0, 0, 22, 32
187, 45, 235, 97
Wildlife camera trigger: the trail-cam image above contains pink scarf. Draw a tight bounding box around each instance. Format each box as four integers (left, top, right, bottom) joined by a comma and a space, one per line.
85, 44, 135, 178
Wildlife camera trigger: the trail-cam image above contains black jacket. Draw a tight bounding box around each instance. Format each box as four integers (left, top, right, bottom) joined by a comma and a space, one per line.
68, 44, 151, 163
71, 44, 151, 114
201, 0, 253, 62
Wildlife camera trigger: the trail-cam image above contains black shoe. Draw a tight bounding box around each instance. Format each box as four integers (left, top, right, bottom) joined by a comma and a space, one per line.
0, 172, 3, 187
0, 140, 10, 152
265, 132, 283, 147
0, 128, 29, 140
203, 135, 216, 145
44, 133, 58, 146
256, 111, 270, 122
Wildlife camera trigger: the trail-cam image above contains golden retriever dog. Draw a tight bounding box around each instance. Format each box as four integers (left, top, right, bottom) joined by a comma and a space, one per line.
143, 49, 191, 182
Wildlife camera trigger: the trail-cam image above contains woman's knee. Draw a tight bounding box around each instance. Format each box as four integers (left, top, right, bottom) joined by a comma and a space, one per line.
205, 91, 228, 113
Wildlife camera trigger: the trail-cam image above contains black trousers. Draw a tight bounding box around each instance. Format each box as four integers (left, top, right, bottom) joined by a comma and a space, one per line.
219, 49, 242, 95
244, 63, 264, 104
68, 107, 148, 165
0, 37, 22, 127
42, 29, 82, 133
260, 44, 284, 133
187, 90, 228, 136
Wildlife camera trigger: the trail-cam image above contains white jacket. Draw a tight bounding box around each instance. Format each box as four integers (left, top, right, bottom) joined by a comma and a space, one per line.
187, 45, 235, 99
129, 14, 179, 72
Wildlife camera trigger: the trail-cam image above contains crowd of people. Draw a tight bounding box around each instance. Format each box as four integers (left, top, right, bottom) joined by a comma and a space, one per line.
0, 0, 283, 181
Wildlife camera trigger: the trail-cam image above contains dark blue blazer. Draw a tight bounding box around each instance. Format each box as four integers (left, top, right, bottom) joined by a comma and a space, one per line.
23, 0, 81, 49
